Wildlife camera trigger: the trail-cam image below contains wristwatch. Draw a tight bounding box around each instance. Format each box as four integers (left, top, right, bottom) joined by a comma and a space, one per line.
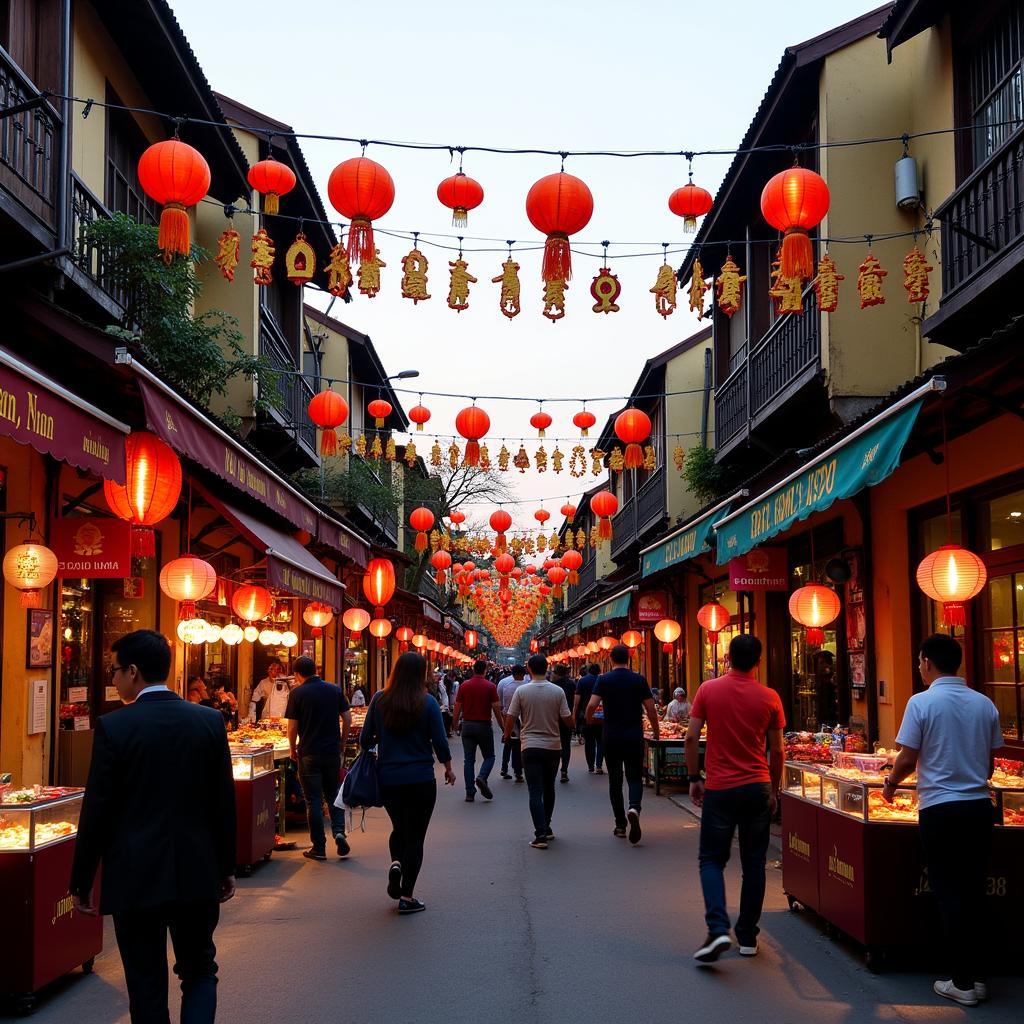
687, 774, 702, 784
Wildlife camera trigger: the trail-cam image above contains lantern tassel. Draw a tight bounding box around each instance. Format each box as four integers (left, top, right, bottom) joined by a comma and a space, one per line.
463, 441, 480, 467
20, 590, 40, 609
580, 427, 589, 438
780, 228, 814, 281
542, 233, 572, 282
452, 207, 468, 228
942, 602, 966, 627
569, 570, 578, 585
179, 600, 197, 620
131, 526, 156, 558
158, 203, 190, 262
416, 422, 424, 431
684, 216, 697, 233
553, 585, 563, 599
495, 534, 506, 553
805, 626, 825, 646
415, 531, 428, 552
374, 416, 385, 429
598, 517, 612, 541
346, 217, 375, 267
320, 428, 338, 457
624, 443, 644, 470
435, 570, 447, 586
265, 193, 280, 216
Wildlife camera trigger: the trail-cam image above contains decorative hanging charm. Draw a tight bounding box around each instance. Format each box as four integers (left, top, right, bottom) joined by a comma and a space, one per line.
576, 528, 586, 550
448, 441, 460, 470
357, 249, 386, 298
214, 227, 240, 282
535, 446, 548, 472
447, 253, 477, 312
643, 445, 657, 471
497, 444, 511, 471
355, 433, 367, 457
569, 446, 586, 478
552, 447, 564, 473
430, 441, 442, 467
813, 253, 844, 313
651, 262, 678, 319
857, 251, 888, 308
769, 261, 804, 315
514, 445, 531, 473
285, 232, 316, 286
385, 437, 396, 461
902, 245, 933, 304
369, 435, 383, 460
590, 448, 605, 476
525, 171, 594, 282
492, 257, 521, 319
400, 246, 431, 303
591, 267, 621, 314
673, 444, 686, 473
251, 228, 275, 286
404, 441, 418, 467
478, 444, 491, 470
325, 242, 353, 297
542, 277, 568, 321
608, 447, 625, 472
687, 259, 708, 316
715, 254, 746, 318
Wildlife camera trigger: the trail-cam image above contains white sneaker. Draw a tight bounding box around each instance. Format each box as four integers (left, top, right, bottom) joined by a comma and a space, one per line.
974, 982, 988, 1002
933, 980, 978, 1007
693, 934, 731, 963
738, 943, 758, 957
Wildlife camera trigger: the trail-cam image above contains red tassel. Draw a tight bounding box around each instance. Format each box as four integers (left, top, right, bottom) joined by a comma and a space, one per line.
495, 534, 506, 553
553, 585, 563, 599
598, 518, 612, 541
415, 532, 428, 551
463, 441, 480, 467
158, 204, 190, 262
805, 627, 825, 646
180, 600, 197, 620
20, 590, 40, 609
780, 229, 814, 281
662, 642, 673, 653
131, 526, 156, 557
624, 444, 644, 469
569, 570, 579, 585
542, 233, 572, 282
346, 217, 375, 267
320, 428, 338, 457
312, 627, 323, 637
435, 570, 446, 586
942, 602, 966, 627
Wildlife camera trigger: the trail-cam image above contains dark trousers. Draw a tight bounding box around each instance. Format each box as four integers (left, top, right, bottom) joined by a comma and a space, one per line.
522, 748, 560, 838
698, 782, 772, 944
559, 725, 573, 773
919, 798, 994, 990
381, 780, 437, 898
298, 753, 346, 852
603, 737, 645, 827
501, 732, 522, 776
112, 900, 220, 1024
584, 723, 604, 771
460, 720, 495, 795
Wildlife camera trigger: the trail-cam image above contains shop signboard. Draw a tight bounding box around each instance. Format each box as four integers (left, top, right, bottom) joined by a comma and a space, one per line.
641, 505, 732, 578
51, 517, 131, 579
728, 547, 788, 591
635, 591, 669, 622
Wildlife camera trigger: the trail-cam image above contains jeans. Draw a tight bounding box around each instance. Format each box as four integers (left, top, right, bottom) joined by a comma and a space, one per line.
584, 723, 604, 771
559, 725, 573, 773
521, 748, 561, 838
698, 782, 772, 943
381, 780, 437, 898
113, 900, 219, 1024
461, 721, 495, 795
501, 731, 522, 776
298, 753, 346, 852
919, 798, 994, 990
603, 737, 645, 827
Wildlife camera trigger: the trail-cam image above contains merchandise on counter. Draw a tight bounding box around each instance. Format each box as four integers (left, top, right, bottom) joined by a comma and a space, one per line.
229, 745, 275, 781
645, 720, 687, 741
0, 788, 85, 851
991, 758, 1024, 789
230, 719, 290, 756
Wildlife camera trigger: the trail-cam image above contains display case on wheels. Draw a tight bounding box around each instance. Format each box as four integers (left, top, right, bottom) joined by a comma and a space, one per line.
230, 746, 276, 875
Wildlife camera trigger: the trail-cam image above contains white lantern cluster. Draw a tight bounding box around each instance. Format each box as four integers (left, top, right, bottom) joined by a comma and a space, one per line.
175, 619, 297, 648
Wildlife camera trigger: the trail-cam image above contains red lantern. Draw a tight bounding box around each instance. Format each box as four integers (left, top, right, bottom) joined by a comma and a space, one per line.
534, 509, 551, 527
308, 389, 349, 457
653, 617, 682, 653
449, 510, 466, 531
525, 171, 594, 282
530, 410, 552, 437
573, 410, 596, 437
560, 548, 583, 584
396, 625, 413, 651
409, 404, 431, 431
668, 181, 713, 233
560, 502, 577, 524
455, 406, 490, 467
547, 566, 567, 598
369, 617, 392, 648
367, 398, 392, 429
343, 606, 371, 643
598, 634, 616, 651
760, 167, 830, 281
788, 584, 841, 646
409, 507, 435, 551
232, 584, 273, 623
327, 156, 395, 267
621, 630, 643, 649
303, 602, 334, 637
363, 557, 396, 617
465, 629, 478, 650
159, 555, 217, 619
103, 431, 182, 556
431, 549, 453, 585
247, 157, 296, 216
696, 601, 730, 646
137, 139, 211, 261
490, 508, 512, 552
916, 545, 987, 627
614, 408, 652, 470
437, 172, 484, 226
590, 490, 619, 541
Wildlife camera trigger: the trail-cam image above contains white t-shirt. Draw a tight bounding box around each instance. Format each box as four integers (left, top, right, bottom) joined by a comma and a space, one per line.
252, 676, 293, 719
507, 679, 570, 751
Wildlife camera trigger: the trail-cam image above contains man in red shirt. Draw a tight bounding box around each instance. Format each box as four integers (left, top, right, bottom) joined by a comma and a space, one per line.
685, 634, 785, 963
453, 660, 504, 802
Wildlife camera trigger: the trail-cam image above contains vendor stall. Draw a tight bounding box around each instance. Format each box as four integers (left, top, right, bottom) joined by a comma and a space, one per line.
642, 722, 705, 794
230, 746, 276, 875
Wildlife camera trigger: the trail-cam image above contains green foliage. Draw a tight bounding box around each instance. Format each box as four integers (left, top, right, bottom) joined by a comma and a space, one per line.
683, 444, 725, 507
85, 214, 279, 411
295, 458, 401, 524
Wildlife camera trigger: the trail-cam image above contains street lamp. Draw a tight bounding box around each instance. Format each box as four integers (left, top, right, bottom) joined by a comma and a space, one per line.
388, 370, 419, 381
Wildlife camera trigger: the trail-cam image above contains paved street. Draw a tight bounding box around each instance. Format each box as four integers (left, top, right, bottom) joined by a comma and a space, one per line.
15, 739, 1023, 1023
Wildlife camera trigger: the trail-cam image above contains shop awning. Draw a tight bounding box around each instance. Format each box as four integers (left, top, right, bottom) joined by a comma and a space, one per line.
445, 616, 464, 638
714, 379, 943, 564
640, 492, 747, 578
421, 600, 443, 624
550, 626, 566, 643
580, 589, 635, 630
0, 347, 128, 482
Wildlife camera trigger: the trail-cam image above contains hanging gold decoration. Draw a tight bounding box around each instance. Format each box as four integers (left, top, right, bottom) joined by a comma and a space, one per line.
643, 445, 657, 471
549, 531, 560, 552
355, 433, 367, 458
715, 255, 746, 318
591, 267, 621, 314
902, 246, 933, 304
285, 232, 316, 286
769, 269, 804, 314
514, 445, 531, 473
590, 525, 600, 549
251, 228, 275, 286
440, 532, 451, 551
369, 435, 383, 460
478, 443, 491, 470
498, 444, 511, 471
429, 529, 441, 552
542, 276, 568, 321
535, 446, 548, 472
492, 258, 521, 319
511, 537, 523, 556
385, 437, 396, 461
214, 228, 240, 281
812, 254, 843, 314
339, 432, 353, 454
673, 444, 686, 473
448, 441, 461, 470
608, 447, 625, 472
325, 243, 353, 297
857, 253, 887, 309
447, 257, 477, 312
651, 262, 678, 319
552, 447, 564, 474
576, 528, 586, 550
430, 441, 443, 468
525, 538, 537, 556
357, 249, 386, 298
590, 448, 605, 476
537, 534, 547, 553
400, 248, 431, 303
687, 259, 708, 315
569, 446, 587, 478
404, 440, 418, 467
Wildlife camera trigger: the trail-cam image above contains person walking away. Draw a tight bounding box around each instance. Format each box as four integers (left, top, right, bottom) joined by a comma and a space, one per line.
360, 652, 455, 914
573, 663, 604, 773
586, 644, 659, 844
664, 688, 691, 723
552, 664, 577, 783
452, 659, 503, 801
285, 656, 352, 861
498, 664, 526, 781
70, 630, 236, 1024
884, 634, 1003, 1007
504, 654, 574, 848
686, 634, 784, 963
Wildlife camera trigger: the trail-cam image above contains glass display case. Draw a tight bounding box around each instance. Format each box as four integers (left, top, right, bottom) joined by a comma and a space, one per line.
229, 746, 275, 781
784, 764, 823, 801
1001, 791, 1024, 827
0, 790, 83, 851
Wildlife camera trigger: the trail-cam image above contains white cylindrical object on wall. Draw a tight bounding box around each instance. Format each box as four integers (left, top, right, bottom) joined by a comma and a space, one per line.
895, 156, 920, 210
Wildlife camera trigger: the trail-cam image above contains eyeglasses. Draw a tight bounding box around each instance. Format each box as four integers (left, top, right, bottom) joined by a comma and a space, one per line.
108, 662, 131, 681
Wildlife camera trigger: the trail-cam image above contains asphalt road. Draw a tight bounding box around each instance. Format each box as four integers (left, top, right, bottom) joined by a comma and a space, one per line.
13, 737, 1023, 1023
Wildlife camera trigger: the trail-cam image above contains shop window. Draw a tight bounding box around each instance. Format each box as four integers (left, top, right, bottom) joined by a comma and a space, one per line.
698, 583, 745, 681
979, 572, 1023, 742
980, 488, 1024, 552
99, 559, 158, 708
59, 580, 94, 726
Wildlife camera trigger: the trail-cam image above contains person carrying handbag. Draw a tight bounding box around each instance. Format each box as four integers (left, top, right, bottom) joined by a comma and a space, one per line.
360, 652, 455, 914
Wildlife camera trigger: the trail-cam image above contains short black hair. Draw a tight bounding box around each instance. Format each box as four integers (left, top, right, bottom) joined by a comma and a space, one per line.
112, 629, 171, 684
610, 643, 629, 665
511, 664, 526, 679
293, 656, 316, 678
588, 663, 600, 675
920, 633, 962, 675
728, 634, 762, 672
473, 659, 488, 675
552, 664, 569, 679
527, 653, 548, 675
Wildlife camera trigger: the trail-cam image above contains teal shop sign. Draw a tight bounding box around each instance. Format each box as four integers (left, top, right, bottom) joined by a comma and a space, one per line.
641, 505, 732, 578
715, 398, 924, 564
580, 592, 632, 629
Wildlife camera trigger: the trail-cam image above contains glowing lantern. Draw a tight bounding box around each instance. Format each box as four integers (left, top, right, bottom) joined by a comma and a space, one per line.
243, 625, 259, 643
3, 541, 58, 608
427, 639, 440, 653
411, 633, 427, 649
696, 602, 730, 647
621, 630, 643, 649
367, 398, 392, 429
221, 623, 244, 646
534, 509, 551, 527
530, 410, 552, 437
247, 157, 296, 216
137, 139, 211, 260
308, 390, 349, 457
437, 172, 484, 226
369, 617, 392, 647
614, 408, 652, 470
598, 634, 616, 651
465, 629, 478, 649
431, 549, 453, 585
573, 410, 596, 437
232, 585, 273, 623
327, 156, 395, 266
585, 641, 599, 655
363, 557, 396, 616
590, 490, 619, 541
281, 631, 299, 648
525, 171, 594, 282
343, 606, 371, 642
409, 507, 435, 551
668, 180, 713, 233
560, 548, 583, 584
303, 601, 334, 637
456, 406, 490, 467
396, 625, 413, 651
103, 431, 182, 556
409, 404, 431, 431
177, 617, 209, 645
916, 545, 987, 627
159, 555, 217, 619
653, 617, 682, 653
760, 166, 830, 280
789, 584, 842, 646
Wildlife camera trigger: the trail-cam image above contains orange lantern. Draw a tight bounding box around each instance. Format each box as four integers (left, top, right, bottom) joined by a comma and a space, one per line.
614, 408, 652, 470
137, 139, 211, 260
598, 634, 616, 651
547, 566, 567, 598
232, 584, 273, 623
560, 548, 583, 584
411, 633, 427, 649
534, 509, 551, 527
465, 629, 478, 650
431, 549, 452, 585
525, 171, 594, 282
653, 617, 682, 653
788, 584, 841, 646
590, 490, 619, 541
327, 156, 395, 266
621, 630, 643, 649
247, 157, 296, 216
342, 606, 371, 642
530, 410, 552, 437
367, 398, 392, 429
3, 541, 58, 608
303, 601, 334, 637
396, 625, 413, 651
456, 406, 490, 467
308, 389, 349, 457
760, 166, 830, 280
916, 545, 987, 626
560, 502, 577, 524
573, 410, 596, 437
409, 507, 435, 551
668, 180, 713, 233
369, 617, 392, 648
159, 555, 217, 619
103, 431, 182, 556
696, 601, 730, 646
363, 557, 396, 617
437, 172, 484, 227
409, 403, 431, 431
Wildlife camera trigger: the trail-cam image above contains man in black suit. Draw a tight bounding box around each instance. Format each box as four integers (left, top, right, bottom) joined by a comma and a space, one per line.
70, 629, 236, 1023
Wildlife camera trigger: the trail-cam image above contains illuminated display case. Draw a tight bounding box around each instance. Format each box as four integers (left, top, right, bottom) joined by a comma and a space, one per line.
229, 747, 276, 875
1001, 791, 1024, 827
230, 746, 275, 781
784, 764, 823, 802
0, 791, 83, 851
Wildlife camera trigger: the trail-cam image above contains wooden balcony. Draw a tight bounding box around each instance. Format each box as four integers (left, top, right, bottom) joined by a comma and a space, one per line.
258, 312, 318, 462
573, 553, 597, 600
67, 174, 132, 316
610, 466, 667, 562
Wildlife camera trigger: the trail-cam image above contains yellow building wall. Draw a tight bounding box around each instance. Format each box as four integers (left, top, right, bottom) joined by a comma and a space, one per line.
663, 338, 714, 524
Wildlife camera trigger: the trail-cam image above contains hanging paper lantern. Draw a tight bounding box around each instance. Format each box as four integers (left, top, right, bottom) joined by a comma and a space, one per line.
3, 541, 58, 608
668, 180, 714, 233
560, 548, 583, 584
232, 584, 273, 623
696, 601, 730, 646
221, 623, 244, 646
788, 584, 841, 646
241, 625, 258, 643
653, 618, 682, 653
308, 389, 349, 457
573, 410, 596, 437
327, 156, 395, 266
431, 549, 453, 585
534, 509, 551, 527
760, 166, 830, 281
465, 629, 478, 650
437, 172, 484, 226
396, 625, 413, 651
342, 606, 371, 642
159, 555, 217, 619
614, 408, 652, 471
560, 502, 577, 525
363, 557, 396, 616
177, 617, 210, 646
530, 410, 552, 437
409, 403, 431, 431
590, 490, 619, 541
369, 617, 392, 648
409, 507, 435, 551
525, 171, 594, 282
103, 431, 182, 556
247, 157, 296, 216
303, 601, 334, 637
597, 634, 616, 651
547, 566, 567, 598
411, 633, 428, 649
621, 630, 643, 649
137, 139, 211, 260
449, 510, 466, 531
367, 398, 393, 429
916, 545, 987, 627
455, 405, 490, 467
490, 508, 512, 552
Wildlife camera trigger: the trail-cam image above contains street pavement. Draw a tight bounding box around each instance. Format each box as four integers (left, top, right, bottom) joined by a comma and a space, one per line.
14, 736, 1023, 1023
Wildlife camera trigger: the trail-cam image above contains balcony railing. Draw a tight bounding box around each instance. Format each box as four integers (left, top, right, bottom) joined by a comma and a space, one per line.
609, 466, 668, 561
574, 554, 596, 598
610, 496, 635, 561
259, 313, 317, 456
351, 454, 399, 544
69, 174, 132, 312
715, 362, 748, 449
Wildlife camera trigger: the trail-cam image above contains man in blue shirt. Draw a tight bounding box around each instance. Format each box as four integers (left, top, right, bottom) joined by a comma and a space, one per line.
884, 634, 1003, 1008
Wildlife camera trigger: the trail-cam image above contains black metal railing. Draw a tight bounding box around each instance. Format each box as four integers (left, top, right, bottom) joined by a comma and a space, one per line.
351, 454, 399, 544
610, 497, 635, 560
636, 466, 666, 533
715, 362, 747, 449
69, 173, 133, 311
574, 554, 596, 597
259, 313, 317, 455
750, 287, 820, 418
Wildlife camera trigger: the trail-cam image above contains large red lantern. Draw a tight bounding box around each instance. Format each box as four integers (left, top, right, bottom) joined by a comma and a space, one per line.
621, 630, 643, 649
308, 389, 349, 457
159, 555, 217, 619
327, 156, 395, 266
465, 629, 478, 650
396, 625, 413, 651
411, 633, 427, 649
696, 601, 730, 646
534, 508, 551, 527
437, 172, 484, 227
367, 398, 393, 429
573, 410, 596, 437
363, 557, 396, 616
490, 508, 512, 553
303, 601, 334, 637
916, 545, 987, 626
614, 408, 652, 470
247, 157, 296, 216
590, 490, 619, 541
530, 410, 552, 437
560, 548, 583, 584
449, 510, 466, 531
653, 617, 682, 653
343, 606, 371, 643
560, 502, 577, 525
525, 171, 594, 282
760, 166, 830, 280
409, 403, 431, 431
232, 584, 273, 623
137, 139, 211, 261
668, 180, 713, 233
547, 566, 567, 598
409, 507, 435, 551
455, 406, 490, 467
103, 431, 182, 556
369, 617, 392, 648
788, 584, 842, 646
431, 549, 453, 585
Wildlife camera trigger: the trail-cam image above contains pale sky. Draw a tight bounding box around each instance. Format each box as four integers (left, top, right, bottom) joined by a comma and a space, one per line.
169, 0, 881, 534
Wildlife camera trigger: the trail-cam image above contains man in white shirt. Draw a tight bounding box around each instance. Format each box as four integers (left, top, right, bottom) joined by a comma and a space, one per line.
503, 654, 573, 849
498, 665, 526, 781
251, 661, 292, 720
885, 633, 1003, 1008
663, 688, 691, 723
